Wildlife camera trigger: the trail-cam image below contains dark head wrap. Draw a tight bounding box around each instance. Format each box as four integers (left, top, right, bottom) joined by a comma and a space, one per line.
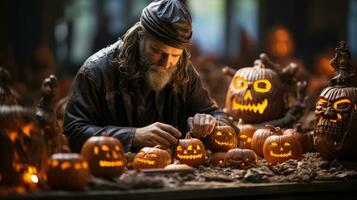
140, 0, 192, 49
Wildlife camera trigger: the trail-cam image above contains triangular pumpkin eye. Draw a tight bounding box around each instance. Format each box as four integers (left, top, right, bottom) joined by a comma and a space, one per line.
196, 145, 201, 150
216, 131, 222, 136
270, 142, 278, 147
187, 145, 193, 150
176, 146, 182, 151
284, 142, 291, 146
150, 153, 158, 158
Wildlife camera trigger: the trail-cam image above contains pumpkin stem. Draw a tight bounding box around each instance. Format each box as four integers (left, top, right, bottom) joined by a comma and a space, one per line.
185, 131, 192, 139
101, 132, 110, 137
294, 123, 303, 133
153, 145, 162, 149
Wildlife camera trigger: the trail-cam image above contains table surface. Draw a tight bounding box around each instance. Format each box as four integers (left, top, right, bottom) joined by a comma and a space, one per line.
2, 180, 357, 200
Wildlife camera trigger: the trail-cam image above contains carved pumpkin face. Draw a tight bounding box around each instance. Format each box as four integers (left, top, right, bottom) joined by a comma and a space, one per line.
174, 132, 206, 167
133, 145, 171, 170
47, 153, 89, 190
314, 86, 357, 159
226, 148, 259, 169
81, 135, 126, 177
0, 106, 47, 189
206, 125, 237, 152
263, 135, 302, 164
237, 120, 256, 149
226, 65, 284, 123
251, 125, 281, 157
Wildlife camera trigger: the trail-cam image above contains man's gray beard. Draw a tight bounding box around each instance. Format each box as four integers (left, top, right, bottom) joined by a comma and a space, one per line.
139, 42, 176, 92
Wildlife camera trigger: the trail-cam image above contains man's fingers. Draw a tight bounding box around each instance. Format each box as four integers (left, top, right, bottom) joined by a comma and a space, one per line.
152, 135, 171, 149
157, 123, 182, 138
154, 129, 179, 145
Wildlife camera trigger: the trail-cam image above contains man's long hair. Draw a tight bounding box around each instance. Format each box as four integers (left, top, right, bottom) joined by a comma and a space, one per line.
116, 22, 190, 92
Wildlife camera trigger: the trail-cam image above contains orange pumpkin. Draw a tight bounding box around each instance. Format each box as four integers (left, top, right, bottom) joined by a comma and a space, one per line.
174, 132, 206, 167
205, 123, 237, 152
47, 153, 89, 190
237, 119, 256, 149
209, 152, 228, 167
226, 148, 259, 169
284, 123, 312, 153
251, 125, 281, 157
81, 135, 126, 177
133, 145, 171, 170
263, 134, 302, 164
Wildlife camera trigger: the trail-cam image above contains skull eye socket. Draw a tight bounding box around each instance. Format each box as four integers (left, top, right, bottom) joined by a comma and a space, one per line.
187, 145, 193, 150
333, 98, 352, 111
270, 142, 278, 147
284, 142, 291, 146
233, 76, 248, 90
196, 145, 201, 150
253, 79, 271, 93
216, 131, 222, 136
316, 97, 328, 110
176, 146, 182, 151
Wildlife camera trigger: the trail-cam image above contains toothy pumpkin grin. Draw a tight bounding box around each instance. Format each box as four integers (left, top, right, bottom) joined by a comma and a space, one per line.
176, 153, 203, 160
269, 151, 292, 158
99, 160, 124, 167
232, 98, 268, 114
214, 139, 234, 146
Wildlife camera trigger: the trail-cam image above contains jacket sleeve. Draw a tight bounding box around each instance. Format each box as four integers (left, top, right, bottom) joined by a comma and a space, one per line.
186, 65, 238, 133
63, 66, 135, 153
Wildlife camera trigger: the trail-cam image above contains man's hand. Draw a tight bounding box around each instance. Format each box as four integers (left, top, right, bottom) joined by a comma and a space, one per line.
133, 122, 182, 149
188, 113, 217, 138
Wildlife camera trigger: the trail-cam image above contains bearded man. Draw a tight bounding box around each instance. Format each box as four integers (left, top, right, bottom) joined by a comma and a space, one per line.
63, 0, 237, 153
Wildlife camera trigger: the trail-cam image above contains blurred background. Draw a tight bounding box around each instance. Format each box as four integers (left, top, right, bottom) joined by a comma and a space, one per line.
0, 0, 356, 109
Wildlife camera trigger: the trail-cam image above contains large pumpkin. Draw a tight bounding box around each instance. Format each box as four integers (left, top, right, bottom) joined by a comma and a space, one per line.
263, 134, 302, 164
47, 153, 89, 190
251, 125, 281, 157
81, 135, 126, 177
205, 123, 237, 152
133, 145, 171, 170
314, 41, 357, 160
174, 132, 206, 167
284, 123, 312, 153
225, 61, 284, 123
237, 119, 256, 149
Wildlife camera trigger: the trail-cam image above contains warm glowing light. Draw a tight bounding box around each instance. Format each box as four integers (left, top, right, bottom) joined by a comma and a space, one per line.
30, 175, 39, 183
232, 98, 268, 114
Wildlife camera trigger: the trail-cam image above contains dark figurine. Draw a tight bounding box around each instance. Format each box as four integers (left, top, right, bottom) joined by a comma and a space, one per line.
0, 67, 19, 105
314, 41, 357, 159
224, 53, 307, 128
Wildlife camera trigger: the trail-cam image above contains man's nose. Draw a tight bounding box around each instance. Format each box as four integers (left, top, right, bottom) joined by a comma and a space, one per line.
158, 54, 171, 69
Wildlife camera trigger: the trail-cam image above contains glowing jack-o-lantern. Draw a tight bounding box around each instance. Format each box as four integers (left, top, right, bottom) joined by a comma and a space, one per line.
314, 41, 357, 159
0, 106, 48, 190
225, 62, 284, 123
205, 123, 237, 152
133, 145, 171, 170
237, 119, 256, 149
81, 135, 126, 177
47, 153, 89, 190
209, 152, 228, 167
226, 148, 259, 169
251, 125, 281, 157
263, 134, 302, 164
174, 132, 206, 166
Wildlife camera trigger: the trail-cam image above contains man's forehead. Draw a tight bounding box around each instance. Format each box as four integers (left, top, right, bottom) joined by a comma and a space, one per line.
145, 35, 184, 54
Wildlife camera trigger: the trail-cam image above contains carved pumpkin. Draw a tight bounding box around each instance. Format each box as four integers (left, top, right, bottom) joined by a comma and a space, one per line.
314, 41, 357, 159
133, 145, 171, 170
0, 106, 48, 189
174, 132, 206, 166
209, 152, 228, 167
205, 122, 237, 152
237, 119, 256, 149
226, 148, 259, 169
164, 160, 193, 170
284, 123, 312, 153
225, 62, 284, 123
81, 135, 126, 177
47, 153, 89, 190
251, 125, 281, 157
263, 134, 302, 164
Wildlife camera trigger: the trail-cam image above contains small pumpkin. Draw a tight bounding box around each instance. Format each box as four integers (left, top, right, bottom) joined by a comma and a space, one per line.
226, 148, 259, 169
81, 134, 126, 177
133, 145, 171, 170
251, 125, 281, 157
209, 152, 228, 167
174, 132, 206, 167
205, 122, 237, 152
284, 123, 312, 153
237, 119, 256, 149
47, 153, 89, 190
164, 160, 193, 170
263, 134, 302, 164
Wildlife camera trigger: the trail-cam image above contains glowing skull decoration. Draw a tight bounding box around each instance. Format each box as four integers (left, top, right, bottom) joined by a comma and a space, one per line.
263, 134, 302, 164
174, 132, 206, 167
314, 41, 357, 159
225, 61, 284, 123
81, 134, 126, 177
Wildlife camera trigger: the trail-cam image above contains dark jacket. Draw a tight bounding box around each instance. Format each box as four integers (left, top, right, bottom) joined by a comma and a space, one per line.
64, 41, 235, 153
